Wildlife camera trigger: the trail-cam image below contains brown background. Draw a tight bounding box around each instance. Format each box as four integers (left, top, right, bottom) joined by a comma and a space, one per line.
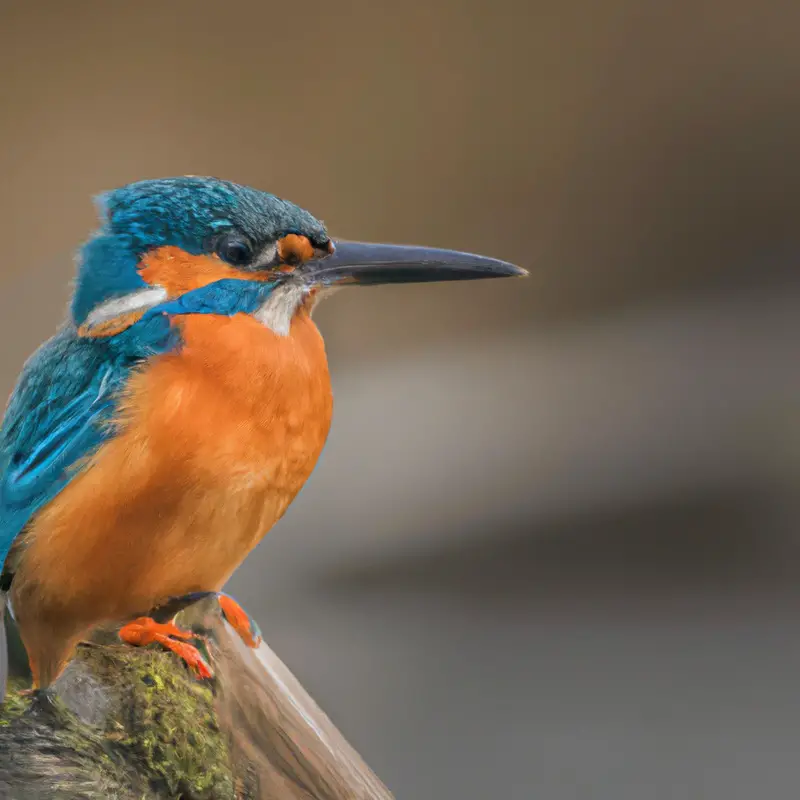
1, 2, 799, 797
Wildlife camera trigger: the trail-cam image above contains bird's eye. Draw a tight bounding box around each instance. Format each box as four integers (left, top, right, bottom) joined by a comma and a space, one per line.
215, 234, 254, 267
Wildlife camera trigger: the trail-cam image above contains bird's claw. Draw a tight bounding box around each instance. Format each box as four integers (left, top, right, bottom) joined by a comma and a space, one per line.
119, 616, 213, 679
217, 593, 262, 649
160, 637, 213, 679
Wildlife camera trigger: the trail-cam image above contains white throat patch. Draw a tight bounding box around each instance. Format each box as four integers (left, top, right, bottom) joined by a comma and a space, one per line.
254, 282, 308, 336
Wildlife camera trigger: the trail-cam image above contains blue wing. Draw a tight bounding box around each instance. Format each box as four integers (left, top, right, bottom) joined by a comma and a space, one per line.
0, 277, 275, 573
0, 314, 179, 572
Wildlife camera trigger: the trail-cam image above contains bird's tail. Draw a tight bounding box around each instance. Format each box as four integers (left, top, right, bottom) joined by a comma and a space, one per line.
0, 592, 7, 702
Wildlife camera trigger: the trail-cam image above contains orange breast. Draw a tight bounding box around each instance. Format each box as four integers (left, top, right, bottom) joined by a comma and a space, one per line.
18, 308, 332, 624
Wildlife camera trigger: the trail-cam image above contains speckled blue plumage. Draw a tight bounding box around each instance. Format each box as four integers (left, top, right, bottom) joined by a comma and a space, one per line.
72, 176, 327, 324
72, 234, 150, 331
0, 176, 325, 574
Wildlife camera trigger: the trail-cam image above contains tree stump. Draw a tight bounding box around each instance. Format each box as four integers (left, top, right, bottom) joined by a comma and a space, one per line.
0, 595, 393, 800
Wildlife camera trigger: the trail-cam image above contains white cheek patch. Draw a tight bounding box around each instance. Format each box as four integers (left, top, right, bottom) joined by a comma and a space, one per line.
254, 283, 307, 336
83, 286, 168, 329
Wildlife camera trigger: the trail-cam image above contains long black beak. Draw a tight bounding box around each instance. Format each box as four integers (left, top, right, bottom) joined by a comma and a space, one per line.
301, 240, 527, 286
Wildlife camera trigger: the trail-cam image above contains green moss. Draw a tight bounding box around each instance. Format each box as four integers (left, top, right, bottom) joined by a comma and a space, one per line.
1, 604, 244, 798
84, 645, 235, 800
0, 683, 142, 798
0, 679, 32, 725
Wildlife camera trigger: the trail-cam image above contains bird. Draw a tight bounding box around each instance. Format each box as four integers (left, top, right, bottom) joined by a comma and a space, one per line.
0, 176, 525, 695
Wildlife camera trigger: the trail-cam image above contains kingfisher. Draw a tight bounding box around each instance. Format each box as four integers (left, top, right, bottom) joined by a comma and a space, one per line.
0, 177, 524, 693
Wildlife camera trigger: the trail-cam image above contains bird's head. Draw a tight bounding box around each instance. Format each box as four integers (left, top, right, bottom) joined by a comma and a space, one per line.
72, 176, 525, 337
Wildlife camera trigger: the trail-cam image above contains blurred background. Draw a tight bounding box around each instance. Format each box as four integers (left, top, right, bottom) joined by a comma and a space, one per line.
1, 1, 800, 797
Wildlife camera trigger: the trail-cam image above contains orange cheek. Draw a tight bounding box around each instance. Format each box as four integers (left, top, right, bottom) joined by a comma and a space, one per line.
138, 245, 273, 297
277, 234, 315, 266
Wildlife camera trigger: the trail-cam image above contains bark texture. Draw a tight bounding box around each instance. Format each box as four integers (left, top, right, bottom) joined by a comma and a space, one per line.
0, 596, 392, 800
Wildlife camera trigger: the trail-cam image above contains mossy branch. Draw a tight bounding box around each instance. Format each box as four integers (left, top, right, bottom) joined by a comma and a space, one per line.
0, 596, 392, 800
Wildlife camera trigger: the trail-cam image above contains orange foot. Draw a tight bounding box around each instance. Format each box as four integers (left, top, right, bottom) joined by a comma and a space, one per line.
217, 594, 262, 649
119, 617, 213, 679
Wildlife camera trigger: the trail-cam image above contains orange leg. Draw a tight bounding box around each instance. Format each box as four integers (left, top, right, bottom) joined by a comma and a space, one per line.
217, 594, 262, 649
119, 617, 213, 679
